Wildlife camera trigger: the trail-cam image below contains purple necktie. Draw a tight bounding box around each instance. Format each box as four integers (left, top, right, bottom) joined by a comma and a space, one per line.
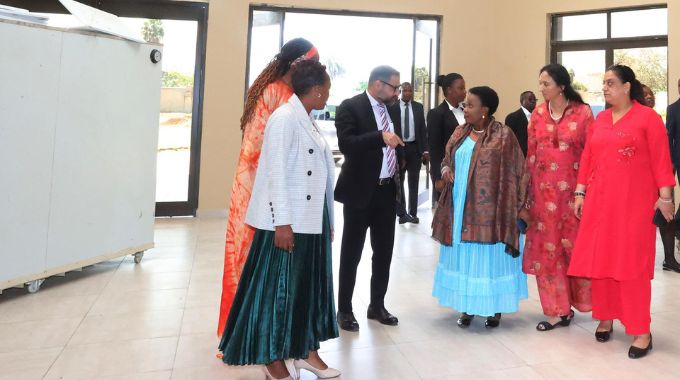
378, 104, 396, 177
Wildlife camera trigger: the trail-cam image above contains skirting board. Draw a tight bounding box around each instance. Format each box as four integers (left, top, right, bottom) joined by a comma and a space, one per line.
196, 209, 228, 218
0, 242, 154, 292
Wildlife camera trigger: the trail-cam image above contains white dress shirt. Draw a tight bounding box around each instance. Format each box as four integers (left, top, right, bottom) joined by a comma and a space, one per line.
366, 91, 395, 179
446, 99, 466, 125
521, 106, 531, 121
400, 99, 416, 142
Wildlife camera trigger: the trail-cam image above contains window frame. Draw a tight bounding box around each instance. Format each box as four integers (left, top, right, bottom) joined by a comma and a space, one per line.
550, 4, 668, 69
246, 4, 443, 106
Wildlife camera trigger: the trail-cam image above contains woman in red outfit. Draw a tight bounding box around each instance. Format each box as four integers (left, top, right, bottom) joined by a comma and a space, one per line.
569, 64, 676, 359
523, 64, 593, 332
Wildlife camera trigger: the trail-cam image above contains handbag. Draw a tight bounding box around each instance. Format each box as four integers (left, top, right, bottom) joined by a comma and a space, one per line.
431, 181, 453, 246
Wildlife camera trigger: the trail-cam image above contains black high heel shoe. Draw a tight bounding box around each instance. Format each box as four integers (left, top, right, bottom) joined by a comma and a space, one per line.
485, 313, 501, 328
628, 335, 653, 359
457, 313, 474, 328
536, 309, 574, 331
595, 325, 614, 342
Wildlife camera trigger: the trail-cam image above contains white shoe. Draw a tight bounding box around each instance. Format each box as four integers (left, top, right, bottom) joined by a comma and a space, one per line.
293, 359, 341, 379
263, 361, 298, 380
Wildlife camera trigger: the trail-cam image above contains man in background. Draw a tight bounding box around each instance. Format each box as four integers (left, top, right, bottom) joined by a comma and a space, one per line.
391, 82, 428, 224
504, 90, 537, 157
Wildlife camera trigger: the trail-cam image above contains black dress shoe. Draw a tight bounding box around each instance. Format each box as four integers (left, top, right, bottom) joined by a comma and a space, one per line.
410, 216, 419, 224
398, 215, 413, 224
628, 335, 653, 359
337, 311, 359, 332
366, 305, 399, 326
595, 325, 613, 343
663, 261, 680, 273
457, 313, 474, 328
485, 313, 501, 328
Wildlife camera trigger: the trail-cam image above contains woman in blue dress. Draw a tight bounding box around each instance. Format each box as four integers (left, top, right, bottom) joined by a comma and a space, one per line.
432, 86, 529, 328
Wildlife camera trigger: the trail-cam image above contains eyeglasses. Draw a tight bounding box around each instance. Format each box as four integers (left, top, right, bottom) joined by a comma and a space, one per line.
380, 80, 401, 92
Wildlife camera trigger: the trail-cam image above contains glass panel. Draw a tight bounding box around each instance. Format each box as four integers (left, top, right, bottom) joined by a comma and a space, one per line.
118, 18, 198, 203
554, 13, 607, 41
557, 50, 606, 116
614, 47, 668, 117
248, 11, 283, 86
611, 8, 667, 38
414, 19, 438, 111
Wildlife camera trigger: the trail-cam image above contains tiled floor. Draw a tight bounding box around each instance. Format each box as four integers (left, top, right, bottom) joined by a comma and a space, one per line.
1, 205, 679, 380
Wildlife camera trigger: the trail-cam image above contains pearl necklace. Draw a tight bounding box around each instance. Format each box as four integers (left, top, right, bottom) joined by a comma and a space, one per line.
549, 100, 569, 121
471, 128, 485, 134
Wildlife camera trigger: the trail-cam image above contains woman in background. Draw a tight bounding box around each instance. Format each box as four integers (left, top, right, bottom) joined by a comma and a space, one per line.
427, 73, 466, 204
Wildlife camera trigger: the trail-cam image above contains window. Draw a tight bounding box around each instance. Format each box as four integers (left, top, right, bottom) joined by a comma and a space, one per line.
551, 6, 668, 116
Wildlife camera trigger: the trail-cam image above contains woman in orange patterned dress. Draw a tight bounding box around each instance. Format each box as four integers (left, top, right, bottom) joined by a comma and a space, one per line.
523, 64, 593, 332
218, 38, 319, 336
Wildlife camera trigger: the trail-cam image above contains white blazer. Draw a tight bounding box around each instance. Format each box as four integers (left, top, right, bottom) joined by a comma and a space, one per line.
245, 94, 335, 234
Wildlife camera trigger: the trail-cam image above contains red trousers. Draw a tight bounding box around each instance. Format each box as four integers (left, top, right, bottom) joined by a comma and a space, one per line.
591, 278, 651, 335
536, 273, 591, 317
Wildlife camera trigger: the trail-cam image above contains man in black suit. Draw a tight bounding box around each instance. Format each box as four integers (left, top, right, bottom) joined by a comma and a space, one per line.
504, 90, 537, 157
666, 78, 680, 273
391, 82, 428, 224
335, 65, 404, 331
668, 78, 680, 177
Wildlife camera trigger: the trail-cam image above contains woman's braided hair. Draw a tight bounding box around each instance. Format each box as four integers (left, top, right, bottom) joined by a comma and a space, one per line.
240, 38, 314, 130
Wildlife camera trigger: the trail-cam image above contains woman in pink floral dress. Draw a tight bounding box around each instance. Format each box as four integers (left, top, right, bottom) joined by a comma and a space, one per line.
523, 64, 593, 331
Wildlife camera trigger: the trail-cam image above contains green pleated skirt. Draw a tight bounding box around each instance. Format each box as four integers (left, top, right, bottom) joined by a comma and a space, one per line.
219, 204, 338, 365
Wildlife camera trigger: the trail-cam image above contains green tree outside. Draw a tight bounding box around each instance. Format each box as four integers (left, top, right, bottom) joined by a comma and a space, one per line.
162, 71, 194, 87
568, 68, 588, 92
354, 81, 368, 92
142, 19, 164, 44
614, 49, 667, 94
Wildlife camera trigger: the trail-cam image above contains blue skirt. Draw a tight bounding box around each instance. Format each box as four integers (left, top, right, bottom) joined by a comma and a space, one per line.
432, 137, 527, 316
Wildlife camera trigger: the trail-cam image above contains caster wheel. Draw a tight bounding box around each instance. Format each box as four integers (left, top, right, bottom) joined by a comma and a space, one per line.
27, 279, 45, 294
134, 251, 144, 264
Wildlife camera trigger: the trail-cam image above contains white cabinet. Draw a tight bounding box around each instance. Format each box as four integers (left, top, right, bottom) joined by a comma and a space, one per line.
0, 19, 162, 292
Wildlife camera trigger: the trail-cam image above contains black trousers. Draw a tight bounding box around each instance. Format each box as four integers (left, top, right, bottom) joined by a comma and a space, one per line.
397, 142, 422, 217
338, 182, 396, 313
659, 171, 679, 262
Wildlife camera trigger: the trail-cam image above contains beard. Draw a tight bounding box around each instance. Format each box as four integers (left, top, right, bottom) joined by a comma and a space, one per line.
382, 95, 399, 106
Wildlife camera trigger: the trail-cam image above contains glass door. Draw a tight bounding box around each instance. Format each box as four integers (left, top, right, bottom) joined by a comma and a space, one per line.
117, 17, 200, 215
413, 19, 438, 111
412, 18, 438, 206
103, 1, 208, 217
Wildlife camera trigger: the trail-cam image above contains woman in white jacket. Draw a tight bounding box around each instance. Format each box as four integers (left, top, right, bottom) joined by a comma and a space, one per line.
218, 59, 340, 380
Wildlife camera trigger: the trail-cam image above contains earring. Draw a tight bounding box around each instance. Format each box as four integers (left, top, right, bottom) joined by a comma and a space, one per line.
317, 93, 321, 98
482, 115, 485, 119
